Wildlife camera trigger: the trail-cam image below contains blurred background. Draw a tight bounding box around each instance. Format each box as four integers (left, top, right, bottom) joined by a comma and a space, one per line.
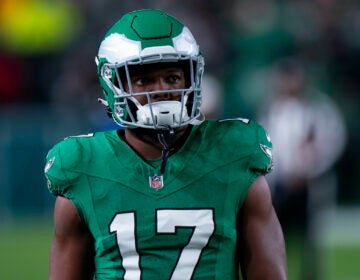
0, 0, 359, 279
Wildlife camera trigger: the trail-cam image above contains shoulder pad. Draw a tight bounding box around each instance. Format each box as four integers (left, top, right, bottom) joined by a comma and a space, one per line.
216, 119, 273, 174
44, 134, 94, 196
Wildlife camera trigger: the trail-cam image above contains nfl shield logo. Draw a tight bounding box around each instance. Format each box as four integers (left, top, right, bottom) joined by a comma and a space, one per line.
149, 175, 164, 189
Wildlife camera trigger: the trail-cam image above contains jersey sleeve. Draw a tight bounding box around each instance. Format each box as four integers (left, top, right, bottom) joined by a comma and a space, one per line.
44, 137, 83, 197
248, 123, 274, 177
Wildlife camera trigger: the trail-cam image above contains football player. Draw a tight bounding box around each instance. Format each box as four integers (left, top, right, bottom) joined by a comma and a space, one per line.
45, 9, 287, 279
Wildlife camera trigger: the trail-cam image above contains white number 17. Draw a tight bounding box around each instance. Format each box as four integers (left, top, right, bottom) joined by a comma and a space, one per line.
110, 209, 215, 280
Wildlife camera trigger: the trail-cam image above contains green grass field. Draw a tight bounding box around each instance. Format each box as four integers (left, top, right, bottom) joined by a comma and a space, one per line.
285, 232, 360, 280
316, 208, 360, 280
320, 245, 360, 280
0, 218, 53, 280
0, 216, 359, 280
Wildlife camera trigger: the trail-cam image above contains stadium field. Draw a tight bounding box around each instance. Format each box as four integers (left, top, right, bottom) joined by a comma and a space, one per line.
0, 218, 53, 280
316, 207, 360, 280
285, 232, 360, 280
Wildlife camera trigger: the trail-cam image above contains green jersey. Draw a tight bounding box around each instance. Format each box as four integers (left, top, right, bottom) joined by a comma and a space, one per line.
44, 119, 273, 280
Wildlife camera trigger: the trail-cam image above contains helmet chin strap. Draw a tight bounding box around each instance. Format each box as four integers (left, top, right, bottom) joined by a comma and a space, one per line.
157, 126, 175, 174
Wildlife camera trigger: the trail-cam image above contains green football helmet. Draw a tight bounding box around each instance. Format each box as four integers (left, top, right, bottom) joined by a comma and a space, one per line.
95, 9, 205, 130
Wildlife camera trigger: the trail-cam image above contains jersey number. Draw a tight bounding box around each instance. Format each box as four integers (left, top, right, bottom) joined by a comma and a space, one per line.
109, 209, 215, 280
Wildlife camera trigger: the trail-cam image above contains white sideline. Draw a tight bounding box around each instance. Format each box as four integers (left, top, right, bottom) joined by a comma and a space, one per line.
315, 207, 360, 247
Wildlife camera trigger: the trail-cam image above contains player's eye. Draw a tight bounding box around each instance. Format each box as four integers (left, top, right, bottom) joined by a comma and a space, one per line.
166, 74, 182, 84
132, 76, 152, 86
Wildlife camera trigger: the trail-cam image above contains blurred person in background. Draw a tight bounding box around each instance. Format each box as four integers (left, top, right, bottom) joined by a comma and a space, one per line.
44, 9, 287, 279
259, 57, 347, 280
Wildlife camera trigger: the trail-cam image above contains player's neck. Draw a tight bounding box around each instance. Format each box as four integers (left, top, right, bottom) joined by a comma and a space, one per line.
123, 126, 190, 160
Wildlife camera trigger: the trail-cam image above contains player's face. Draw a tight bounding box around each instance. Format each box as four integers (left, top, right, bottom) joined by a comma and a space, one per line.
124, 63, 186, 105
